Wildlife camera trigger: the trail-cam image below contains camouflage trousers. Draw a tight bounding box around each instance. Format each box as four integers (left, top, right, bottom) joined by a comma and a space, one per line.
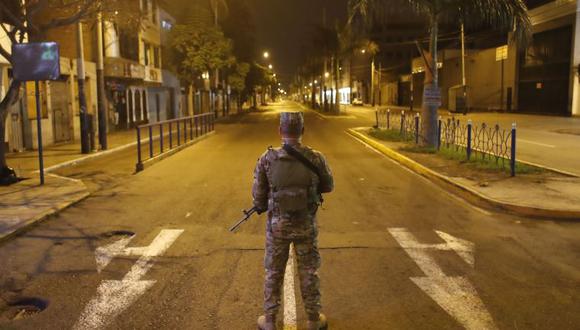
264, 232, 321, 317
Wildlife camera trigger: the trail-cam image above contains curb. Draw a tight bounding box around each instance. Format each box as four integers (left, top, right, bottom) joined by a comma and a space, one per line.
347, 128, 580, 221
43, 136, 146, 173
136, 132, 215, 172
0, 174, 90, 243
295, 103, 355, 119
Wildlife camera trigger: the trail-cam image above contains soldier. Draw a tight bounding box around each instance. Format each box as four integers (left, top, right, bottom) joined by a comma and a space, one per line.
253, 112, 334, 330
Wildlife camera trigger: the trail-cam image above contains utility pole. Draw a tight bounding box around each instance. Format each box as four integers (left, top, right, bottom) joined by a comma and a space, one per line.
461, 22, 467, 113
96, 12, 107, 150
322, 6, 328, 112
77, 21, 90, 154
212, 0, 220, 116
371, 55, 375, 106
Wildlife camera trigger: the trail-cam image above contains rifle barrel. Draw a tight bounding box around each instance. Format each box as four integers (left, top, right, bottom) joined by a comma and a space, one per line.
229, 207, 258, 232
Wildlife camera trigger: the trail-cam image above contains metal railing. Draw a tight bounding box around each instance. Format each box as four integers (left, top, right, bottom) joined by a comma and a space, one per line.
135, 113, 215, 172
375, 109, 517, 176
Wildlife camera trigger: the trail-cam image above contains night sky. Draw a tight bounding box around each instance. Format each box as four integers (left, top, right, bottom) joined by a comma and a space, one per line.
247, 0, 349, 83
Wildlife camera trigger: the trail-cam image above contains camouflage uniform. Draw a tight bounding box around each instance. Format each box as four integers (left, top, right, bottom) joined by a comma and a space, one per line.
253, 143, 334, 320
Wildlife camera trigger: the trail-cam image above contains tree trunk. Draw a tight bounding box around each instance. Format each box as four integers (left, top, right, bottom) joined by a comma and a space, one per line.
334, 54, 340, 113
311, 77, 316, 109
421, 15, 439, 147
0, 80, 22, 173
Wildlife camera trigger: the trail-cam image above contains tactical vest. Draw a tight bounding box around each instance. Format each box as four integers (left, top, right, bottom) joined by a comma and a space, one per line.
268, 149, 319, 216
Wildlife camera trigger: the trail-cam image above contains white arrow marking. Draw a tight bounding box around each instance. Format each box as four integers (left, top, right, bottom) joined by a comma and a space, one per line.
95, 235, 135, 273
75, 229, 183, 330
388, 228, 495, 330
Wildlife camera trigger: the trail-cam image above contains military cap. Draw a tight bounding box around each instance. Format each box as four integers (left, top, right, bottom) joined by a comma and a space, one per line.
280, 112, 304, 136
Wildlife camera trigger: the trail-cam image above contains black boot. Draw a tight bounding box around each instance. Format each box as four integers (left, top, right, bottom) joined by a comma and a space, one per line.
0, 166, 18, 186
307, 313, 327, 330
257, 314, 277, 330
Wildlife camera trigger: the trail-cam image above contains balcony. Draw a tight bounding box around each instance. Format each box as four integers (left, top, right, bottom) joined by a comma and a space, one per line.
144, 66, 162, 84
104, 57, 146, 80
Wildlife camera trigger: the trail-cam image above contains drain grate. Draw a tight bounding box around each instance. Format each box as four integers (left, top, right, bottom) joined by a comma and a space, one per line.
99, 230, 135, 239
4, 297, 48, 321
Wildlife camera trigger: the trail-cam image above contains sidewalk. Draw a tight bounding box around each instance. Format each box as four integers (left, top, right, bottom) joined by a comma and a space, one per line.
0, 174, 89, 241
6, 129, 137, 177
349, 127, 580, 220
1, 129, 140, 243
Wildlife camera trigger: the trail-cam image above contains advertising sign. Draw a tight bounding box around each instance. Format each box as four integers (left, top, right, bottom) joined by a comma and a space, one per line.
12, 42, 61, 81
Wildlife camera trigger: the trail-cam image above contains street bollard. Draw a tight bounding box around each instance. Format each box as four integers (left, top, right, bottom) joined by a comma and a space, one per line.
189, 117, 193, 140
177, 119, 181, 146
511, 123, 517, 177
467, 119, 472, 161
400, 111, 405, 136
414, 113, 420, 144
160, 123, 164, 153
136, 127, 143, 172
148, 126, 153, 159
387, 109, 391, 129
437, 117, 442, 151
169, 122, 173, 149
183, 117, 188, 141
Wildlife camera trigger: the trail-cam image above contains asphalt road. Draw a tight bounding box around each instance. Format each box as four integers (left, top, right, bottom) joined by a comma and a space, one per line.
0, 102, 579, 330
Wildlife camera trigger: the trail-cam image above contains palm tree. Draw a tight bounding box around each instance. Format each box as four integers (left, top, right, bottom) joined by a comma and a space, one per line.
350, 0, 531, 147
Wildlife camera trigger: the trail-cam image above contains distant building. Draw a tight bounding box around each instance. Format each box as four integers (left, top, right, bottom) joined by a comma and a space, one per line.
375, 0, 580, 116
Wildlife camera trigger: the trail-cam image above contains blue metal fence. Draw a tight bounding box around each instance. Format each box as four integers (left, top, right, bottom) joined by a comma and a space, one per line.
375, 109, 517, 176
136, 113, 215, 172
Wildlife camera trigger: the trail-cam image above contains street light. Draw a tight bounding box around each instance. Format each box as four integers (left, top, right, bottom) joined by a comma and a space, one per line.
324, 72, 330, 78
361, 49, 366, 54
268, 64, 273, 70
263, 51, 269, 59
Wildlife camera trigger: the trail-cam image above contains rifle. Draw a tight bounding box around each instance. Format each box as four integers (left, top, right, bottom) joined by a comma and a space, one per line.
229, 206, 259, 232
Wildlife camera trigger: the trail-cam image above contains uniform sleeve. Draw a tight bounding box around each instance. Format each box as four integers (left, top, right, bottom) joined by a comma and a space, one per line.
252, 153, 269, 211
316, 152, 334, 194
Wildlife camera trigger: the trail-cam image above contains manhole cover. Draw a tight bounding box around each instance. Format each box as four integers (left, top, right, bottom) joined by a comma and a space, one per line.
100, 230, 135, 239
4, 297, 48, 321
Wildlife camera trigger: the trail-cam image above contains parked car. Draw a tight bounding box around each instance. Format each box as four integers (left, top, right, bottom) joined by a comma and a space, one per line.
352, 98, 363, 106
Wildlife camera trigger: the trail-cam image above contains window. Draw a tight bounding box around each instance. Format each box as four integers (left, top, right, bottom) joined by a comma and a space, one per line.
153, 47, 160, 68
143, 41, 151, 66
152, 0, 158, 23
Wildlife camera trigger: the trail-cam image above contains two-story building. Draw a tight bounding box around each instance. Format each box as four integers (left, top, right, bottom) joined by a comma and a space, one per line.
103, 0, 165, 130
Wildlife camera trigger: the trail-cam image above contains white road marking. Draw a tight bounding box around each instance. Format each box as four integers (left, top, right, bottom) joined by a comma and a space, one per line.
283, 244, 297, 330
388, 228, 496, 330
75, 229, 184, 330
185, 212, 192, 218
518, 139, 556, 148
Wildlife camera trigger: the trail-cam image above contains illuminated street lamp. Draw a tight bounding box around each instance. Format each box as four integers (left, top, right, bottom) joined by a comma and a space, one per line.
361, 49, 366, 54
263, 51, 269, 59
324, 72, 330, 79
268, 64, 273, 70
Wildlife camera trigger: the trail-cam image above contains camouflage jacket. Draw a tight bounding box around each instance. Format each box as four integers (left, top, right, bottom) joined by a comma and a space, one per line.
252, 144, 334, 239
